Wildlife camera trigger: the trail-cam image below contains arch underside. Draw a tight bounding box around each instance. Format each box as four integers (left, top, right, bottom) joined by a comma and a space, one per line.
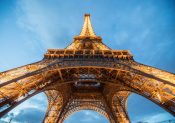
0, 60, 174, 123
57, 98, 113, 123
43, 89, 130, 123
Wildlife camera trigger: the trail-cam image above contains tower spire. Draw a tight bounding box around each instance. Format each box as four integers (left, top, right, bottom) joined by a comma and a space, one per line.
79, 14, 96, 37
67, 14, 109, 50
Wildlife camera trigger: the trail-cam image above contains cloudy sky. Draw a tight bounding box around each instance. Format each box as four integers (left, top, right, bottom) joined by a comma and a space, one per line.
0, 0, 175, 123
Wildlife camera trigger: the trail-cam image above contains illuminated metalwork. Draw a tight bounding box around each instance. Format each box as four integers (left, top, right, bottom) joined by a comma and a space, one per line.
0, 14, 175, 123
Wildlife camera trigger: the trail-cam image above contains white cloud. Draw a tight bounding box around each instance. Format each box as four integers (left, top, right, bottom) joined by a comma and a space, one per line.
134, 112, 175, 123
16, 0, 77, 49
6, 93, 47, 118
16, 0, 56, 48
145, 112, 174, 122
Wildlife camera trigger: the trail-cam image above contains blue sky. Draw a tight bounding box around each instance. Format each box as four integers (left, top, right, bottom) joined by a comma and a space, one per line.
0, 0, 175, 122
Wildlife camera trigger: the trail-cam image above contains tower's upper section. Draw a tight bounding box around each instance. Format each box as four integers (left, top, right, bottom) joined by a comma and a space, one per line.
66, 14, 110, 50
44, 14, 133, 60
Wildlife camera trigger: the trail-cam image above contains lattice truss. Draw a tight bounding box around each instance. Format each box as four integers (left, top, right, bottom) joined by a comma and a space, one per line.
0, 14, 175, 123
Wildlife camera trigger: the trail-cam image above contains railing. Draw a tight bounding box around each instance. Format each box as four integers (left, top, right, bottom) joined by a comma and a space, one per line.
44, 49, 133, 60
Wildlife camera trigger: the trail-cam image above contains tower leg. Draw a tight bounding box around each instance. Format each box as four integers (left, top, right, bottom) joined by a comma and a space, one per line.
43, 90, 63, 123
103, 85, 131, 123
111, 93, 130, 123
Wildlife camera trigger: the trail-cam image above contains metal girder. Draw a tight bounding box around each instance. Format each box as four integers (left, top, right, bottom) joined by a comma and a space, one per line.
0, 90, 42, 117
0, 14, 175, 123
0, 63, 174, 119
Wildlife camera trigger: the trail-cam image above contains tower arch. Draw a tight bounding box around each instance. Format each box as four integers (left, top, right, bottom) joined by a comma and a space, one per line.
59, 101, 113, 123
63, 110, 110, 123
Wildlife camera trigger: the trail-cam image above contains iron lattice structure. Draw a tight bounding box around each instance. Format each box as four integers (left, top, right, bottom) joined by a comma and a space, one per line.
0, 14, 175, 123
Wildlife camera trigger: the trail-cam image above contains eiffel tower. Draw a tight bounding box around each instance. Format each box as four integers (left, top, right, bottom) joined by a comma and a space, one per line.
0, 14, 175, 123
